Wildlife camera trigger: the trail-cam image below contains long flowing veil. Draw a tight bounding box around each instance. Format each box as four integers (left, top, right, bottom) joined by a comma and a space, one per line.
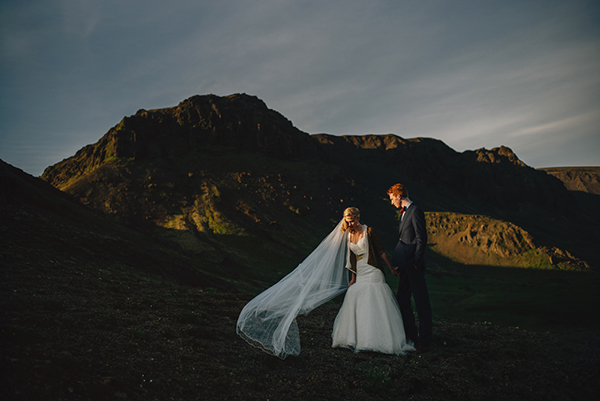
236, 219, 349, 359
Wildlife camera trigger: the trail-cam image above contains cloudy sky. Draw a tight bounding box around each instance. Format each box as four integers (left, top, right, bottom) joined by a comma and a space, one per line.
1, 0, 599, 176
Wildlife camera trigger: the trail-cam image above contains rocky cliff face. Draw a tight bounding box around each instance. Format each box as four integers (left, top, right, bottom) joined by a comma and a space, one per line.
42, 94, 322, 189
426, 212, 589, 270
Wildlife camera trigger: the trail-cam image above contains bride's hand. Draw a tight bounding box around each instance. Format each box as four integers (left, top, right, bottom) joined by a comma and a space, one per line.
348, 278, 356, 287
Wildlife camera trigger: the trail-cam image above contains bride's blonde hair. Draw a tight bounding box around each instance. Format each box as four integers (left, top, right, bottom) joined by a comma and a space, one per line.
341, 207, 360, 232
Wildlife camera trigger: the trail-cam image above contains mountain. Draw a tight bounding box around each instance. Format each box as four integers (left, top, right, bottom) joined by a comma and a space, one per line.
539, 167, 600, 224
41, 94, 322, 189
39, 93, 597, 273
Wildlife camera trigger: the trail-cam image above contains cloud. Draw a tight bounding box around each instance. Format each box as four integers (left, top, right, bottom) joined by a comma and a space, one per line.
510, 111, 600, 138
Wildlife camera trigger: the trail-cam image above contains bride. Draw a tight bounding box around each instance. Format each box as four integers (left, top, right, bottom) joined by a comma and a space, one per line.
332, 207, 414, 354
236, 207, 414, 358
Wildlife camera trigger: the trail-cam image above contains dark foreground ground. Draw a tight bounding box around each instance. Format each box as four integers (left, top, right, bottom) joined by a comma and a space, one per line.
2, 257, 599, 401
1, 182, 599, 401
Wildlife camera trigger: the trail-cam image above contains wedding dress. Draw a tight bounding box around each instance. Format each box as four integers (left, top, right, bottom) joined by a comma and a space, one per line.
332, 226, 415, 355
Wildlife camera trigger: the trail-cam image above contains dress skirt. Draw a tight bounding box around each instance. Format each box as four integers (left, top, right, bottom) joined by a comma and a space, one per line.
332, 261, 414, 355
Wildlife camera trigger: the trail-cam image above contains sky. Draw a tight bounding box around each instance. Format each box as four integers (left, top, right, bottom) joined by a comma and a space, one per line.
1, 0, 599, 177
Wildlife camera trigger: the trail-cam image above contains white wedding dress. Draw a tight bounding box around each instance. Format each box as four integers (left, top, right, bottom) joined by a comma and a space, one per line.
332, 229, 415, 355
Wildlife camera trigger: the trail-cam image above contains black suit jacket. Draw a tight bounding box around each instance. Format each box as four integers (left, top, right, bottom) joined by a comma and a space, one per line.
392, 204, 427, 270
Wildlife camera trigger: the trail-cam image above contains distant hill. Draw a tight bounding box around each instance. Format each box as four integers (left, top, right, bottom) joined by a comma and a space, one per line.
540, 167, 600, 195
539, 167, 600, 224
38, 94, 597, 273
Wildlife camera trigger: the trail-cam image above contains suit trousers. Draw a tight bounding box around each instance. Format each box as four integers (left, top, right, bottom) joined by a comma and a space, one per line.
396, 266, 432, 347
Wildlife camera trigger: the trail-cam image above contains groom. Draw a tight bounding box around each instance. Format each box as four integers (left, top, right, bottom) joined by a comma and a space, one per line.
387, 183, 433, 353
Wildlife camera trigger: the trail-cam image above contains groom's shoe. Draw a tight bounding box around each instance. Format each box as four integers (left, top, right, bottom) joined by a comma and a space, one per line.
415, 344, 431, 354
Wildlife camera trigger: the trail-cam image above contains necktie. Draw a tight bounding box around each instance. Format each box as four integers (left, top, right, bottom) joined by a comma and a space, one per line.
399, 207, 405, 232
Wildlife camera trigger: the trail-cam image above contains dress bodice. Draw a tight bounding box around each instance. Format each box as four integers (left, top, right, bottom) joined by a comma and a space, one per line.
348, 228, 383, 283
349, 235, 367, 256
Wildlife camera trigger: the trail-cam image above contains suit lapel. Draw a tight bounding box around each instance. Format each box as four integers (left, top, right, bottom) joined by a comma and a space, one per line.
399, 206, 414, 234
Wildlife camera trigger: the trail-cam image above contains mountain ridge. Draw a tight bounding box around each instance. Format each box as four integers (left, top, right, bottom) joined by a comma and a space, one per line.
42, 94, 323, 190
38, 93, 598, 272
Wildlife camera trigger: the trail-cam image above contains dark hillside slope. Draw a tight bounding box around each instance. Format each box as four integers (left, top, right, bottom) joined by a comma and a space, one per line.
1, 159, 233, 291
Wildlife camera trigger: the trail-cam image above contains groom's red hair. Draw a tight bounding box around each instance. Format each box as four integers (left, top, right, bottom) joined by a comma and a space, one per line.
387, 183, 408, 198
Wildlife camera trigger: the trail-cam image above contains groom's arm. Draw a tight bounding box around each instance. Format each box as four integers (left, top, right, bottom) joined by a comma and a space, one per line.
413, 207, 427, 270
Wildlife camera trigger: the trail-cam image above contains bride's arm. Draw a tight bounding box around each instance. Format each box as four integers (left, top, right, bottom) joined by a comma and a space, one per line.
380, 252, 398, 276
349, 272, 356, 286
369, 228, 398, 276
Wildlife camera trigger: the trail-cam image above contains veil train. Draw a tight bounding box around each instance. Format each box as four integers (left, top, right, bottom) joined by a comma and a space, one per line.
236, 219, 349, 359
